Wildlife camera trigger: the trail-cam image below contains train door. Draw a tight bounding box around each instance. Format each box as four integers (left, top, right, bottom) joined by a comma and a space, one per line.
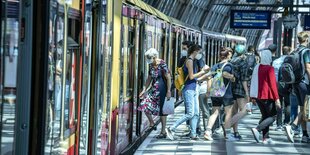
88, 0, 112, 154
131, 10, 142, 140
79, 0, 92, 154
44, 1, 81, 154
138, 15, 157, 134
0, 1, 20, 154
115, 5, 136, 153
170, 26, 178, 97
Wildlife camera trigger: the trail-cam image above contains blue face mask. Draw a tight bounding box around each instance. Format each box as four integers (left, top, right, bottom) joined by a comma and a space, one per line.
181, 50, 188, 57
195, 53, 202, 60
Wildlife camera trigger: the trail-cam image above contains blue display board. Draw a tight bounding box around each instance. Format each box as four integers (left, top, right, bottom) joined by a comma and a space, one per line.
304, 15, 310, 31
230, 10, 271, 29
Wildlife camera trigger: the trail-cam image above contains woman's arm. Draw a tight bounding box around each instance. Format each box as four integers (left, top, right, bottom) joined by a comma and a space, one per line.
197, 71, 214, 81
222, 72, 235, 82
165, 73, 172, 91
143, 75, 152, 91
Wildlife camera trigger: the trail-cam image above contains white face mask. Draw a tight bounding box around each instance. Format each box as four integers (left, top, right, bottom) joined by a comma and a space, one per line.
181, 50, 188, 57
195, 53, 202, 60
146, 58, 153, 64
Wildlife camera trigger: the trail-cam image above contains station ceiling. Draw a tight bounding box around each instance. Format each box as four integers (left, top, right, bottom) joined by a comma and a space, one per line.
142, 0, 280, 46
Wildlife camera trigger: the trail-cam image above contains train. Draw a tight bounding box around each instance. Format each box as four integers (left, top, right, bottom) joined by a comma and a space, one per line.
0, 0, 246, 155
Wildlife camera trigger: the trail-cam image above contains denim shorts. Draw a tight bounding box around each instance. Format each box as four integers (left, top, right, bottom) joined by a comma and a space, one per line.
293, 82, 310, 106
211, 97, 234, 107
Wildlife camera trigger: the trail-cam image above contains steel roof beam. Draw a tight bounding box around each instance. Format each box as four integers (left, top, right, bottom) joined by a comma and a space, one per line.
214, 3, 310, 8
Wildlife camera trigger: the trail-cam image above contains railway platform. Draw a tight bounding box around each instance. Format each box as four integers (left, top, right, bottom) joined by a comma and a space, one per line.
135, 103, 310, 155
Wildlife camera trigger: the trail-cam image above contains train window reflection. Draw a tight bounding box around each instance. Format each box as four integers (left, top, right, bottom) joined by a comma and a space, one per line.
0, 1, 20, 154
45, 1, 80, 153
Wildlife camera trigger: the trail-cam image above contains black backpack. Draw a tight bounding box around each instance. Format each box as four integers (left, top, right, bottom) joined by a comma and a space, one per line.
245, 53, 256, 79
279, 47, 308, 84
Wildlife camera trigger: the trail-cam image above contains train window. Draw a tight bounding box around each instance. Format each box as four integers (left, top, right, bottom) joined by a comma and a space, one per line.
95, 1, 111, 154
157, 34, 163, 59
147, 31, 152, 49
0, 1, 20, 154
118, 14, 134, 151
45, 1, 80, 154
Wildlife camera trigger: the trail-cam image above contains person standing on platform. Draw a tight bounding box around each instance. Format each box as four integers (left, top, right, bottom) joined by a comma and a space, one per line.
203, 49, 235, 141
285, 31, 310, 143
272, 46, 291, 131
138, 48, 172, 139
166, 44, 209, 140
226, 45, 252, 140
250, 49, 282, 144
177, 41, 193, 132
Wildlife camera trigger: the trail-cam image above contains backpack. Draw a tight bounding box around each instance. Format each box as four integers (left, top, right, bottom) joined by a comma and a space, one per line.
272, 56, 287, 82
245, 53, 256, 79
209, 62, 230, 97
174, 59, 189, 91
279, 47, 307, 84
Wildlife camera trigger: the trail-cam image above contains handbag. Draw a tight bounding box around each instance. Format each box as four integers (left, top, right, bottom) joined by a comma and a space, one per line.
304, 95, 310, 121
162, 97, 176, 115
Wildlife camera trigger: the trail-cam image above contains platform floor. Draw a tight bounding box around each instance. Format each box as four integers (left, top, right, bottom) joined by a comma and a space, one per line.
135, 103, 310, 155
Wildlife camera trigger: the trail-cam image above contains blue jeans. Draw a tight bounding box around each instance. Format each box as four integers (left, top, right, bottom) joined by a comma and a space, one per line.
171, 89, 199, 137
290, 93, 298, 121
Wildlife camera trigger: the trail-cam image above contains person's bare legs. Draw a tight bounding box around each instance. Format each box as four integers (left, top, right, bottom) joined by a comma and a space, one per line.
227, 98, 247, 129
160, 116, 167, 134
145, 112, 155, 127
206, 107, 221, 129
223, 105, 234, 138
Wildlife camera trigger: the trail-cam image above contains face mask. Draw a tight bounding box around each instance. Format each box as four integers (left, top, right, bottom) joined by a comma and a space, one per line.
146, 58, 153, 64
181, 50, 187, 57
195, 53, 202, 60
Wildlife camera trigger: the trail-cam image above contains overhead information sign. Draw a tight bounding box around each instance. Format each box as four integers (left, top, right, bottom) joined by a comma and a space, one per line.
230, 10, 271, 29
304, 15, 310, 31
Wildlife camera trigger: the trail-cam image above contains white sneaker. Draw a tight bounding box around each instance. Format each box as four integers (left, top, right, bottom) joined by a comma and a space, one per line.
165, 127, 175, 141
214, 127, 222, 135
284, 125, 295, 143
262, 138, 275, 144
251, 128, 260, 143
204, 130, 213, 141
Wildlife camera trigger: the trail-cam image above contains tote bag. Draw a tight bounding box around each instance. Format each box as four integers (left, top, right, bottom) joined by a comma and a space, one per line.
163, 97, 176, 115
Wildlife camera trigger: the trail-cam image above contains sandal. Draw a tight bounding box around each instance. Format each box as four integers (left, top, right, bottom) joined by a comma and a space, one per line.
156, 133, 167, 139
149, 125, 157, 131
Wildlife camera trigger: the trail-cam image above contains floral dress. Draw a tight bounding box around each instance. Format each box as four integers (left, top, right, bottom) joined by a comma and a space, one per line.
138, 60, 170, 116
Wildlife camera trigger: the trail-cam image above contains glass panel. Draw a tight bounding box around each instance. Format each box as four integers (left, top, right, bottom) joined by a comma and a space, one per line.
79, 0, 92, 154
45, 1, 79, 153
96, 1, 111, 154
44, 4, 64, 151
0, 1, 20, 154
117, 14, 133, 152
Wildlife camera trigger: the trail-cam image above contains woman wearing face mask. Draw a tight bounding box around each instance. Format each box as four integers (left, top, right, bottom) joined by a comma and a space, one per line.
138, 48, 172, 139
166, 44, 209, 140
